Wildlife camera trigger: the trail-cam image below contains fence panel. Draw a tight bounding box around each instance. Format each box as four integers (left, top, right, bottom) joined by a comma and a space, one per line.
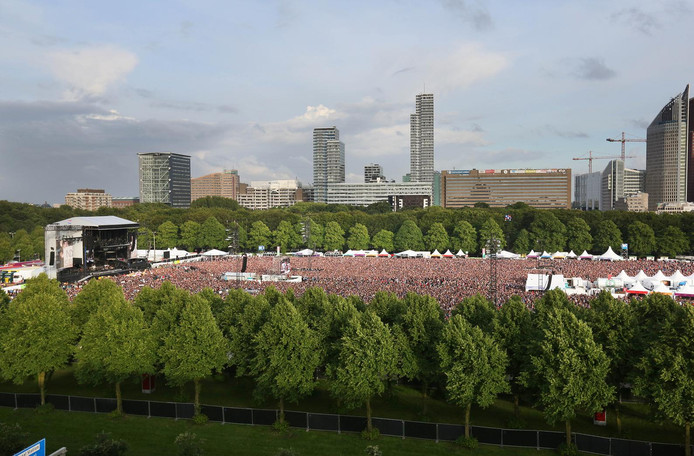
95, 398, 117, 413
149, 401, 176, 418
201, 405, 224, 422
437, 423, 465, 442
471, 426, 502, 445
611, 438, 650, 456
0, 392, 15, 408
46, 395, 69, 411
176, 403, 195, 420
538, 430, 566, 450
502, 429, 536, 448
339, 415, 367, 433
651, 442, 685, 456
252, 409, 277, 426
224, 407, 252, 425
404, 421, 436, 440
122, 399, 148, 416
69, 396, 96, 413
285, 411, 307, 429
15, 393, 41, 409
574, 433, 610, 455
372, 418, 402, 437
308, 413, 338, 432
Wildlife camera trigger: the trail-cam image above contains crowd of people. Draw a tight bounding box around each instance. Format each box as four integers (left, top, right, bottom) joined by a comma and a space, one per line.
53, 255, 694, 313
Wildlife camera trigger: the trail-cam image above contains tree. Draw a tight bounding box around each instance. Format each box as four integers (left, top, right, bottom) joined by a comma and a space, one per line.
452, 294, 496, 334
0, 292, 76, 405
225, 290, 271, 376
452, 221, 477, 254
371, 229, 394, 252
199, 217, 227, 249
78, 432, 128, 456
190, 195, 240, 210
72, 278, 125, 332
478, 218, 505, 251
626, 221, 655, 257
329, 311, 396, 434
252, 298, 321, 423
658, 226, 690, 258
424, 222, 450, 252
523, 307, 613, 446
592, 220, 622, 253
273, 220, 301, 253
323, 221, 345, 251
76, 298, 156, 414
438, 315, 509, 438
159, 295, 228, 415
394, 220, 424, 252
157, 221, 180, 249
248, 221, 272, 251
566, 217, 592, 254
347, 223, 370, 250
0, 288, 9, 311
529, 212, 566, 253
302, 218, 323, 250
180, 221, 202, 250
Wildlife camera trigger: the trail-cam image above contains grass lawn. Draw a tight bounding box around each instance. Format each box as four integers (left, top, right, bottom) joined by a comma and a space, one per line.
0, 407, 556, 456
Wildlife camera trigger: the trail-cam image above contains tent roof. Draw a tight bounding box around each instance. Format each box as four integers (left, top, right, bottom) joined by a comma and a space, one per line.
651, 281, 673, 295
567, 250, 577, 258
598, 247, 622, 261
616, 270, 632, 280
498, 250, 520, 259
540, 251, 552, 258
675, 283, 694, 296
50, 216, 138, 229
626, 282, 649, 294
579, 250, 593, 258
378, 249, 389, 257
443, 249, 454, 257
635, 270, 649, 280
202, 249, 228, 256
431, 249, 442, 257
455, 249, 466, 257
669, 270, 686, 283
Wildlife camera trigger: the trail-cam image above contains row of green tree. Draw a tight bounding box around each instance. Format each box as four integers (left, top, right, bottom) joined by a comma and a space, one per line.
1, 277, 693, 452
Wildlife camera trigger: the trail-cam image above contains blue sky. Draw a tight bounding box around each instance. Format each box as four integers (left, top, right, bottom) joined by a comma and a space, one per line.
1, 0, 693, 204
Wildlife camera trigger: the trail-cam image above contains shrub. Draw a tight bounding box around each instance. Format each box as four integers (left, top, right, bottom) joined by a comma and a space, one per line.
78, 432, 128, 456
175, 432, 205, 456
272, 419, 290, 434
558, 442, 580, 456
361, 427, 380, 441
455, 435, 478, 450
0, 422, 28, 456
192, 413, 208, 425
365, 445, 382, 456
35, 403, 55, 415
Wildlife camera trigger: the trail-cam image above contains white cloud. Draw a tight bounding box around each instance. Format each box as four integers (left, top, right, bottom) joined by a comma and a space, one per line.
48, 45, 138, 99
425, 43, 507, 93
436, 127, 488, 146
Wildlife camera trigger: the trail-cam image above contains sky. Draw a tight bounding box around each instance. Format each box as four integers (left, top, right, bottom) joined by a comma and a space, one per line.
1, 0, 693, 204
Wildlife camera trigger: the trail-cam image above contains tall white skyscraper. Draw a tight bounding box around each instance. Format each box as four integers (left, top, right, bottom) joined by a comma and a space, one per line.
410, 93, 434, 183
313, 126, 345, 203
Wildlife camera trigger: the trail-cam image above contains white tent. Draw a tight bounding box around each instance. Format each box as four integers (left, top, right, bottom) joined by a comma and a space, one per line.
635, 270, 649, 281
651, 270, 667, 281
442, 249, 455, 258
668, 270, 687, 286
597, 247, 622, 261
651, 281, 673, 295
626, 282, 650, 295
202, 249, 228, 257
395, 250, 418, 258
378, 249, 390, 257
431, 249, 442, 258
540, 251, 552, 259
579, 250, 593, 260
294, 249, 314, 257
526, 273, 550, 291
365, 250, 378, 257
498, 250, 521, 259
527, 250, 539, 258
552, 251, 568, 259
549, 274, 566, 290
343, 250, 355, 257
455, 249, 467, 257
616, 270, 632, 280
567, 250, 578, 259
674, 283, 694, 297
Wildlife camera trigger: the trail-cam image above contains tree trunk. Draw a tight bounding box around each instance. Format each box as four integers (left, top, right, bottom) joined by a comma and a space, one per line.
686, 422, 691, 456
38, 372, 46, 406
465, 403, 471, 438
421, 381, 428, 417
194, 378, 201, 416
115, 381, 122, 414
279, 397, 285, 424
513, 394, 520, 419
366, 398, 372, 432
565, 419, 572, 446
616, 402, 622, 435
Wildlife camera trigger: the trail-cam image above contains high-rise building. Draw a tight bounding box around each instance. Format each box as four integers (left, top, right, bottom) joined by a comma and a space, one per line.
236, 180, 304, 210
574, 172, 602, 210
65, 189, 112, 211
410, 93, 434, 183
191, 169, 239, 202
646, 85, 691, 211
138, 152, 191, 208
600, 160, 646, 211
326, 182, 432, 206
364, 163, 385, 183
313, 127, 345, 203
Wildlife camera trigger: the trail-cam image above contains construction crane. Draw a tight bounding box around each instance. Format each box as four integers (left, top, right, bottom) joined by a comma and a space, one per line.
573, 151, 636, 173
606, 132, 646, 161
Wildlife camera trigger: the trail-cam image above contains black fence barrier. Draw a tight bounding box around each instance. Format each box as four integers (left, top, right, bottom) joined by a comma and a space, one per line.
285, 410, 307, 429
372, 418, 402, 437
201, 405, 224, 422
436, 423, 465, 442
611, 438, 650, 456
176, 403, 195, 420
404, 421, 436, 440
95, 398, 117, 413
224, 407, 252, 425
539, 430, 566, 451
308, 412, 338, 432
575, 433, 610, 455
16, 393, 41, 409
339, 415, 368, 433
149, 401, 176, 418
651, 442, 686, 456
0, 393, 15, 408
252, 409, 277, 426
503, 429, 537, 447
46, 395, 69, 411
471, 425, 502, 445
122, 399, 148, 416
70, 396, 96, 413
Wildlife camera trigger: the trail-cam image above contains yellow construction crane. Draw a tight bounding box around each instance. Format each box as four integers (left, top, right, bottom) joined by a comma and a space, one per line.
573, 151, 636, 173
606, 131, 646, 161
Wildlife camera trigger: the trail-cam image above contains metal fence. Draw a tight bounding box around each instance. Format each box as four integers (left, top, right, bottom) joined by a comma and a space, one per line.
0, 392, 688, 456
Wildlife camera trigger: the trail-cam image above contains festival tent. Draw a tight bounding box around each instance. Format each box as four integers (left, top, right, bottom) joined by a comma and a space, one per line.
674, 283, 694, 297
395, 250, 418, 258
549, 274, 566, 290
626, 282, 650, 295
526, 250, 539, 258
442, 249, 455, 258
431, 249, 442, 258
597, 247, 622, 261
567, 250, 578, 259
498, 250, 521, 259
294, 249, 314, 257
202, 249, 228, 257
526, 273, 550, 291
579, 250, 593, 260
342, 250, 355, 257
540, 251, 552, 259
365, 250, 378, 257
651, 281, 673, 296
552, 251, 568, 259
378, 249, 390, 257
668, 270, 687, 286
616, 270, 632, 280
651, 270, 667, 282
354, 250, 367, 257
455, 250, 467, 257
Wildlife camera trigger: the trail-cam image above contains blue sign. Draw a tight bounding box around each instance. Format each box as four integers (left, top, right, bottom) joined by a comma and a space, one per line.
14, 439, 45, 456
258, 245, 265, 251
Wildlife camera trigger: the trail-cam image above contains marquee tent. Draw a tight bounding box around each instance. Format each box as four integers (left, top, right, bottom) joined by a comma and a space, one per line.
626, 282, 649, 295
567, 250, 578, 259
442, 249, 455, 258
579, 250, 593, 260
540, 251, 552, 259
498, 250, 521, 259
597, 247, 622, 261
431, 249, 442, 258
378, 249, 390, 257
202, 249, 228, 257
527, 250, 539, 258
456, 249, 467, 257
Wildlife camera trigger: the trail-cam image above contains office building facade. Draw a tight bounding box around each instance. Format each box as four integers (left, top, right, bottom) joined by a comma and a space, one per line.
326, 182, 432, 206
191, 169, 239, 202
65, 189, 112, 211
364, 163, 385, 183
236, 180, 304, 210
600, 160, 646, 211
410, 93, 434, 183
441, 169, 571, 209
313, 127, 345, 203
646, 85, 691, 211
574, 172, 602, 210
138, 152, 191, 208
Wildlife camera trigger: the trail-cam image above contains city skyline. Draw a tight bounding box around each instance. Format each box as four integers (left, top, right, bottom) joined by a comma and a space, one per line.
1, 1, 694, 204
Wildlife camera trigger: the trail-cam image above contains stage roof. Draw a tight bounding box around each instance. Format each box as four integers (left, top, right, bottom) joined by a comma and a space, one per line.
49, 216, 139, 229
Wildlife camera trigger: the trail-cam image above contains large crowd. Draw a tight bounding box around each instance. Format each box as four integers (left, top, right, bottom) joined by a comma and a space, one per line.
54, 256, 694, 313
